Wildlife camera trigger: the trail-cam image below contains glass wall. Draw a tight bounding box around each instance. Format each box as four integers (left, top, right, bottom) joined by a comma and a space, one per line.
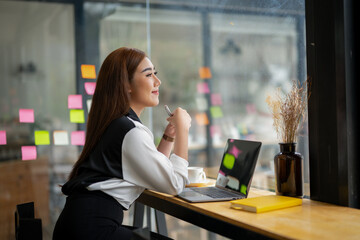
0, 1, 307, 239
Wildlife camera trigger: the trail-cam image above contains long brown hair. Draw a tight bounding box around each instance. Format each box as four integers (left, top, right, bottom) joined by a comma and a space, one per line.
68, 47, 146, 180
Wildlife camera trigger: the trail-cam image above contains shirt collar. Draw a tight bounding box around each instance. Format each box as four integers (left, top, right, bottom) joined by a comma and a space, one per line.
126, 108, 141, 123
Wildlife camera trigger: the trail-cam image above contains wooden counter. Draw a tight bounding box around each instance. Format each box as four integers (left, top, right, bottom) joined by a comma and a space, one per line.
137, 187, 360, 239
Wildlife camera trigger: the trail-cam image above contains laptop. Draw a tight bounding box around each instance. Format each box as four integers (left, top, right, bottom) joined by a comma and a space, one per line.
178, 139, 262, 202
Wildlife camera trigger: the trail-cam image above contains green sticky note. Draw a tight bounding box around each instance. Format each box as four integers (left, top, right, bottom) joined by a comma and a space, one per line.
223, 153, 235, 169
240, 184, 247, 195
34, 130, 50, 145
70, 109, 85, 123
210, 106, 223, 118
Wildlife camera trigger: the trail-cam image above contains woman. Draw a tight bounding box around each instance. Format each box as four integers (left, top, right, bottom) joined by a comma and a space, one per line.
53, 47, 191, 239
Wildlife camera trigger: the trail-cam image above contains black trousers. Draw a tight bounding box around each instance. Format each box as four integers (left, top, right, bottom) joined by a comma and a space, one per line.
53, 190, 133, 240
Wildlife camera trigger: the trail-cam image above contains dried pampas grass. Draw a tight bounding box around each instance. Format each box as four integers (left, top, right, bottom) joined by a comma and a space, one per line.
266, 80, 310, 143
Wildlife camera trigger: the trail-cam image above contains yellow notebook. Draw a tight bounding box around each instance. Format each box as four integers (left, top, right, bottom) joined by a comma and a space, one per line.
230, 195, 302, 213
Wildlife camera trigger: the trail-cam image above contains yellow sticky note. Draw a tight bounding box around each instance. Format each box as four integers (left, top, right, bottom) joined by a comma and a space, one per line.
70, 109, 85, 123
81, 64, 96, 79
195, 113, 209, 125
34, 131, 50, 145
210, 106, 223, 118
199, 67, 212, 79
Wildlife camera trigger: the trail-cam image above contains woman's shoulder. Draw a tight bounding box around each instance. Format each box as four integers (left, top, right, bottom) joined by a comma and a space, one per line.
107, 115, 137, 134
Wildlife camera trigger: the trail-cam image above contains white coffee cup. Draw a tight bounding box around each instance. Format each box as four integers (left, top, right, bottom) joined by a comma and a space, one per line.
188, 167, 206, 183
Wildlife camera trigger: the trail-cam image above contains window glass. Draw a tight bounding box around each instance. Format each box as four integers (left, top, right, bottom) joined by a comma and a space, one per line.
0, 1, 307, 239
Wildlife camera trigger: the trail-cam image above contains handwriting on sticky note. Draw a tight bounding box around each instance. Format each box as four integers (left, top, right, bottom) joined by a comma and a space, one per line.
199, 67, 212, 79
34, 131, 50, 145
21, 146, 37, 161
0, 131, 6, 145
195, 113, 209, 125
70, 110, 85, 123
19, 109, 34, 123
68, 95, 83, 109
84, 82, 96, 95
81, 64, 96, 79
53, 131, 69, 145
71, 131, 85, 145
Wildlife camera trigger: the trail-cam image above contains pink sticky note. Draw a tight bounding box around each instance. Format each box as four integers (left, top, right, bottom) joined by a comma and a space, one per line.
210, 125, 221, 137
21, 146, 37, 161
19, 109, 34, 123
68, 95, 83, 109
229, 145, 242, 158
0, 131, 6, 145
246, 103, 257, 114
211, 93, 222, 105
71, 131, 85, 145
197, 82, 210, 94
84, 82, 96, 95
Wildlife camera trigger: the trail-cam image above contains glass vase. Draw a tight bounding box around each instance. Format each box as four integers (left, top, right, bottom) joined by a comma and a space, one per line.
274, 143, 303, 197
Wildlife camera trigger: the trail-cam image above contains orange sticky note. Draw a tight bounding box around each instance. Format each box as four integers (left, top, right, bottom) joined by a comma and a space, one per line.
199, 67, 212, 79
21, 146, 37, 161
81, 64, 96, 79
71, 131, 85, 145
84, 82, 96, 95
19, 109, 34, 123
195, 113, 209, 125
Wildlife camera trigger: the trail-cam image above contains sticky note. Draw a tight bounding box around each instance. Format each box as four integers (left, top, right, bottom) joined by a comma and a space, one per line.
195, 113, 209, 126
246, 104, 256, 114
81, 64, 96, 79
211, 93, 222, 105
196, 97, 208, 111
223, 153, 235, 169
229, 145, 242, 158
210, 106, 223, 118
210, 125, 221, 137
34, 131, 50, 145
21, 146, 37, 161
197, 82, 210, 94
70, 110, 85, 123
53, 131, 69, 145
86, 99, 92, 113
0, 131, 6, 145
71, 131, 85, 145
199, 67, 212, 79
19, 109, 34, 123
68, 95, 83, 109
240, 184, 247, 195
84, 82, 96, 95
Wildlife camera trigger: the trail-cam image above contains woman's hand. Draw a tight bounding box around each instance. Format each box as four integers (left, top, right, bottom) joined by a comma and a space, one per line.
166, 107, 191, 133
164, 122, 176, 139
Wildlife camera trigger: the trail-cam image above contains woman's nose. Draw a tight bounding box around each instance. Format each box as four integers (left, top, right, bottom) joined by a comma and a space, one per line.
155, 75, 161, 86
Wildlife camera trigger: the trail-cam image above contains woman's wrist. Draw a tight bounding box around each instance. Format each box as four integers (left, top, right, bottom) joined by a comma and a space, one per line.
162, 134, 175, 142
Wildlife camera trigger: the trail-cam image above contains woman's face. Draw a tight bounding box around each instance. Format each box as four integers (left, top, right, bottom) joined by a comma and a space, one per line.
129, 57, 161, 113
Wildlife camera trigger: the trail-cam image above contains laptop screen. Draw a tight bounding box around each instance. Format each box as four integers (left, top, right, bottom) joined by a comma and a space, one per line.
215, 139, 262, 197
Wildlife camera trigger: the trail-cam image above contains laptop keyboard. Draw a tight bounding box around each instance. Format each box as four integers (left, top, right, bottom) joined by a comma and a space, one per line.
191, 187, 241, 199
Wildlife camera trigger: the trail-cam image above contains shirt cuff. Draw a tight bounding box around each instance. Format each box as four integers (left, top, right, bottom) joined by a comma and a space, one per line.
169, 153, 190, 185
